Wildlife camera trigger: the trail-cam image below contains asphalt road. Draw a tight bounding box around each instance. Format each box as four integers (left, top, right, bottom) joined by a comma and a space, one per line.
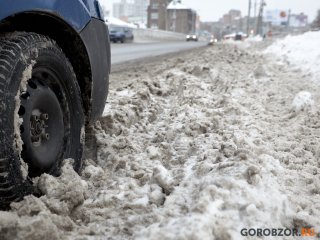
111, 41, 206, 65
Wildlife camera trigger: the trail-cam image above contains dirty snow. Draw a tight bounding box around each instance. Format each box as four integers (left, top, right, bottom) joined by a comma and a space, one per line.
265, 31, 320, 80
1, 32, 320, 239
291, 91, 315, 113
15, 62, 36, 180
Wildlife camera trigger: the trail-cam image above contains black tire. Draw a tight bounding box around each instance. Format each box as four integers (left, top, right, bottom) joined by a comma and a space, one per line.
120, 38, 124, 44
0, 32, 84, 208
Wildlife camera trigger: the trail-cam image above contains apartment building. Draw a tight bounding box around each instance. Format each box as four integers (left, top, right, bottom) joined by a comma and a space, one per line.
166, 0, 196, 33
147, 0, 170, 29
113, 0, 148, 23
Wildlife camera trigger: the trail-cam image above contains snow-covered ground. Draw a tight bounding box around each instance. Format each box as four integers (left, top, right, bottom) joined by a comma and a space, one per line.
1, 32, 320, 239
265, 31, 320, 80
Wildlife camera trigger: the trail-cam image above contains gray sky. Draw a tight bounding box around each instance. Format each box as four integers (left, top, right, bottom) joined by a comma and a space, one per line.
99, 0, 319, 22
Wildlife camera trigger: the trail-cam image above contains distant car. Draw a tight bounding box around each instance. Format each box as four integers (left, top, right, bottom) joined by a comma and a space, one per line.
224, 32, 247, 41
235, 33, 243, 41
109, 26, 134, 43
186, 33, 198, 41
208, 36, 218, 45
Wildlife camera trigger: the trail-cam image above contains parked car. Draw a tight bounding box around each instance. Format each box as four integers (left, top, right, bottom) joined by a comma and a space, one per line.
186, 33, 198, 41
0, 0, 110, 208
109, 26, 134, 43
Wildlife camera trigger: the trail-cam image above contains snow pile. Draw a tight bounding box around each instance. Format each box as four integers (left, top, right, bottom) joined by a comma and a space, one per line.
89, 45, 319, 238
265, 31, 320, 79
106, 17, 137, 28
1, 41, 320, 239
245, 35, 263, 42
223, 35, 263, 49
291, 91, 315, 113
0, 160, 88, 239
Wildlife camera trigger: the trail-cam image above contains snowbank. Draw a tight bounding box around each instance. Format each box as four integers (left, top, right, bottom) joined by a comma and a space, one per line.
246, 35, 263, 42
265, 31, 320, 80
291, 91, 315, 113
1, 39, 320, 240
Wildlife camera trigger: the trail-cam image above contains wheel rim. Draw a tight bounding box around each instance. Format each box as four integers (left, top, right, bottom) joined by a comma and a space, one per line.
19, 70, 65, 176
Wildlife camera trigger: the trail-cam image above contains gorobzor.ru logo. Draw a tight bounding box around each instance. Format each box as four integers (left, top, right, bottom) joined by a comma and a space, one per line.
240, 228, 320, 237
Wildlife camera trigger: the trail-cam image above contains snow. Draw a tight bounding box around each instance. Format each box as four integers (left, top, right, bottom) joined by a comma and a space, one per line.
291, 91, 314, 113
106, 16, 137, 28
265, 31, 320, 80
1, 33, 320, 239
15, 61, 36, 180
167, 1, 191, 10
245, 35, 263, 42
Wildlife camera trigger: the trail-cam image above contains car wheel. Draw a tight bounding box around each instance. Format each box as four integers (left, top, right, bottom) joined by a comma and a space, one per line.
0, 32, 84, 208
120, 38, 124, 43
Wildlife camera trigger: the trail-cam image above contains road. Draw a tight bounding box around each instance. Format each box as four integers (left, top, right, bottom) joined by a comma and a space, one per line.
111, 41, 206, 65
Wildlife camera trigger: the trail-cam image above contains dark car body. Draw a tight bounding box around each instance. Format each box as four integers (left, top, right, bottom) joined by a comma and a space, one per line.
109, 26, 134, 43
0, 0, 111, 122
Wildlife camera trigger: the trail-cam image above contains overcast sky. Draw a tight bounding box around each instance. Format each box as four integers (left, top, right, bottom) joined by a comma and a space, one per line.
99, 0, 319, 22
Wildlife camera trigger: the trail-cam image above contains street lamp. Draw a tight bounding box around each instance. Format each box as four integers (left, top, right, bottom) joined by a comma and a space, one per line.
247, 0, 251, 36
256, 0, 266, 36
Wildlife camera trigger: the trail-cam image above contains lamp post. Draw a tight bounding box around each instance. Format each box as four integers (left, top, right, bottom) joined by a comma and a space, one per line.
191, 10, 194, 33
247, 0, 251, 36
256, 0, 266, 36
173, 0, 177, 32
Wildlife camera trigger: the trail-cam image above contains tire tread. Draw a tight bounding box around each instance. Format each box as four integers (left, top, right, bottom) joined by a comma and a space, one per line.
0, 32, 84, 209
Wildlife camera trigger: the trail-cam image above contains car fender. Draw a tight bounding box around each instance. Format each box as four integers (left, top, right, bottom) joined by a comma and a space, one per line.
0, 0, 96, 32
0, 0, 109, 122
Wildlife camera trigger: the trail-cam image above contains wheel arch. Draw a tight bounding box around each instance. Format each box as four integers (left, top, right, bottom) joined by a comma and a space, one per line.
0, 12, 93, 121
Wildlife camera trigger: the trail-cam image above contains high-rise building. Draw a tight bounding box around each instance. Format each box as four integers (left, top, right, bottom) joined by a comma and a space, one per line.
220, 10, 241, 26
229, 10, 241, 22
134, 0, 148, 19
113, 0, 148, 24
113, 0, 135, 20
219, 9, 242, 32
